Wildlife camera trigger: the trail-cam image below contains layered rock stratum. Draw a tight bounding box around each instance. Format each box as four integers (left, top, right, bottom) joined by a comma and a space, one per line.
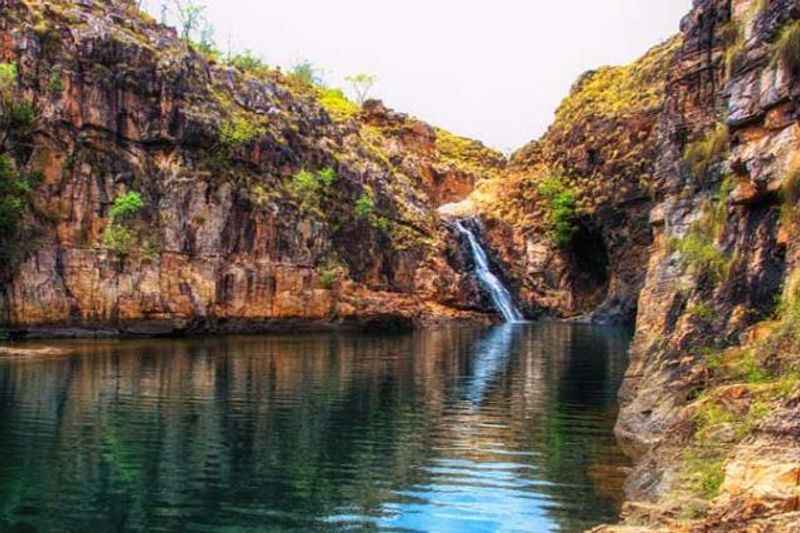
0, 0, 506, 336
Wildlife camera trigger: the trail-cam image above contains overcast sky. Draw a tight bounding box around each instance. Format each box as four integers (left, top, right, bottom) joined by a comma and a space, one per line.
146, 1, 691, 151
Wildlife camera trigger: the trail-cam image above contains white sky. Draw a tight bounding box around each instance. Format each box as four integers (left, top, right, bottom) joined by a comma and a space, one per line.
145, 1, 692, 151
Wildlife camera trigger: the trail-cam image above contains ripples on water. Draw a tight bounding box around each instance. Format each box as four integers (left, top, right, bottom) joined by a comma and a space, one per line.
0, 322, 631, 532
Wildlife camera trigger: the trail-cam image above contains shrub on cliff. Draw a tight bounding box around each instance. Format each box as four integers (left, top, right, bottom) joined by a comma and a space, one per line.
674, 193, 730, 280
352, 192, 390, 231
669, 179, 732, 282
345, 73, 377, 105
290, 167, 338, 209
0, 156, 31, 253
228, 50, 268, 75
780, 160, 800, 226
103, 191, 145, 255
290, 60, 323, 86
219, 116, 264, 148
721, 20, 746, 77
0, 63, 15, 92
0, 62, 35, 150
683, 123, 729, 181
774, 21, 800, 75
537, 175, 578, 248
215, 115, 265, 165
354, 193, 374, 219
0, 63, 40, 271
669, 232, 731, 283
318, 88, 359, 120
109, 192, 144, 221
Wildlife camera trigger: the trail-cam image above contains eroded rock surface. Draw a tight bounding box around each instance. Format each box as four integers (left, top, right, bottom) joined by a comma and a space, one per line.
0, 0, 502, 336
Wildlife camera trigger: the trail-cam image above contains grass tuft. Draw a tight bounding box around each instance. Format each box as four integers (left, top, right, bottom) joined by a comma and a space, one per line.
683, 123, 729, 181
773, 21, 800, 75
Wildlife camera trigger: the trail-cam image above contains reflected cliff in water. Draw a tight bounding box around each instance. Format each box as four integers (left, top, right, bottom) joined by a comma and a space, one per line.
0, 322, 631, 532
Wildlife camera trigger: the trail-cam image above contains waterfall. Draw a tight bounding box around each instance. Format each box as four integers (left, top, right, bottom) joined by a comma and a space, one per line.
454, 220, 524, 323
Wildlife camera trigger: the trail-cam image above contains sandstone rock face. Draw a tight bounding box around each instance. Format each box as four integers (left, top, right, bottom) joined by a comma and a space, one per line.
4, 0, 800, 529
609, 0, 800, 529
0, 0, 500, 336
466, 37, 681, 324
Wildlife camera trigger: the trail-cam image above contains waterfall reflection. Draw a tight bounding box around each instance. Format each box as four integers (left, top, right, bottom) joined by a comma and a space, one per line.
461, 324, 517, 405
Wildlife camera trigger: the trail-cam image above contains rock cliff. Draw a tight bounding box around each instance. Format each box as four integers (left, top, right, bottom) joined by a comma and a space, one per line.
607, 0, 800, 530
462, 0, 800, 528
3, 0, 800, 529
0, 0, 503, 336
459, 36, 681, 325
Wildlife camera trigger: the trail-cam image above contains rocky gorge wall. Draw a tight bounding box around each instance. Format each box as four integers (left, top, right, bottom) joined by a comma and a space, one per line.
0, 0, 506, 337
457, 36, 682, 326
602, 0, 800, 530
3, 0, 800, 530
454, 0, 800, 528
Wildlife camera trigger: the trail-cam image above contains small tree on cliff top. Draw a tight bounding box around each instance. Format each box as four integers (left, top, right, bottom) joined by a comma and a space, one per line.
345, 73, 377, 105
171, 0, 207, 41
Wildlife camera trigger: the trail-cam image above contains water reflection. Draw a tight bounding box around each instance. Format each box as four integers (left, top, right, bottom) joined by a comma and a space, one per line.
0, 323, 631, 532
462, 324, 516, 405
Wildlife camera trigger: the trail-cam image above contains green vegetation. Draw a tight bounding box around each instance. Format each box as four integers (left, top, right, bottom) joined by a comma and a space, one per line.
219, 116, 264, 148
213, 115, 265, 166
102, 224, 136, 255
688, 301, 715, 322
290, 167, 338, 209
319, 268, 338, 289
722, 20, 746, 77
0, 63, 35, 151
103, 191, 144, 255
709, 177, 733, 240
554, 36, 681, 124
372, 215, 391, 232
228, 50, 269, 75
683, 123, 729, 181
315, 167, 334, 187
354, 193, 374, 219
0, 63, 16, 91
773, 21, 800, 74
669, 174, 733, 283
292, 170, 320, 199
0, 155, 39, 264
345, 73, 377, 105
171, 0, 207, 41
162, 1, 218, 59
318, 88, 359, 120
684, 449, 725, 500
0, 63, 39, 269
290, 60, 323, 86
109, 192, 144, 221
537, 175, 579, 248
670, 231, 731, 283
48, 71, 64, 94
721, 0, 768, 77
735, 349, 771, 384
352, 192, 391, 231
780, 160, 800, 226
782, 163, 800, 205
316, 256, 348, 289
770, 268, 800, 352
778, 270, 800, 325
434, 128, 504, 178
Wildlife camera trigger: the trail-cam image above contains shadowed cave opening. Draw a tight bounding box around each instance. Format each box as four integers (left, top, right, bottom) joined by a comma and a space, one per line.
568, 220, 611, 310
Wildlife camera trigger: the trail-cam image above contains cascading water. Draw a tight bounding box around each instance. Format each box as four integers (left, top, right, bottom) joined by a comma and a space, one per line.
454, 220, 524, 323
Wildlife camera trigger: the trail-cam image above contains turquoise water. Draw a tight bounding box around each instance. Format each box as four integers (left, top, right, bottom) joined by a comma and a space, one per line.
0, 322, 631, 532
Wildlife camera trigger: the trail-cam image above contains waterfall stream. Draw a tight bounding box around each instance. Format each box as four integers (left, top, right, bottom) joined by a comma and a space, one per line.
454, 220, 524, 323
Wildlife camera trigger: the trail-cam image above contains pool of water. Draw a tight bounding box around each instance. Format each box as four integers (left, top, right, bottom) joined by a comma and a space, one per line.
0, 322, 631, 532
